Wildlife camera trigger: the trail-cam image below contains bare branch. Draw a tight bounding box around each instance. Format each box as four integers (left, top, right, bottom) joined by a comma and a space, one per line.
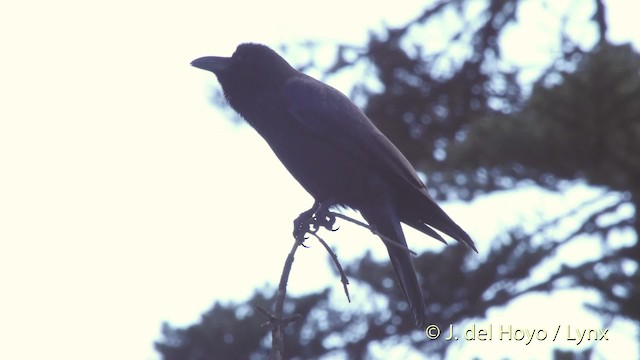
311, 232, 351, 302
258, 238, 304, 360
331, 212, 418, 256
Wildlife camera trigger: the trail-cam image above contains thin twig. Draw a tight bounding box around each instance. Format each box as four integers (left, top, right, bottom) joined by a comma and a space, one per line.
331, 212, 418, 256
257, 239, 304, 360
310, 232, 351, 302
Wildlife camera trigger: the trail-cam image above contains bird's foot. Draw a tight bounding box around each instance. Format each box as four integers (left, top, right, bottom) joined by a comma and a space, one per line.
292, 202, 338, 243
293, 202, 320, 243
315, 211, 338, 232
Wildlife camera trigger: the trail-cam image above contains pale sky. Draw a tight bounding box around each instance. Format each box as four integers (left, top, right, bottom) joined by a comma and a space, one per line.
1, 1, 639, 359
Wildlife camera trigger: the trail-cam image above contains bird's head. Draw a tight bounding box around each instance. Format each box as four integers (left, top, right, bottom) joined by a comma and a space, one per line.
191, 43, 295, 96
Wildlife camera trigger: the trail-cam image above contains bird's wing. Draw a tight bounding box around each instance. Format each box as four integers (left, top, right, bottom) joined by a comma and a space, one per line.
285, 75, 476, 251
284, 75, 426, 192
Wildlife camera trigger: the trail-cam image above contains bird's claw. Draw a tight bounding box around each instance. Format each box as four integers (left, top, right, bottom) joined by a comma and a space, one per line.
293, 205, 317, 244
317, 212, 338, 231
292, 203, 337, 243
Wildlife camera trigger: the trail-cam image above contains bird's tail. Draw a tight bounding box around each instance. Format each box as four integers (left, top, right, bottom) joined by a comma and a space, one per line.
402, 188, 477, 252
360, 203, 427, 328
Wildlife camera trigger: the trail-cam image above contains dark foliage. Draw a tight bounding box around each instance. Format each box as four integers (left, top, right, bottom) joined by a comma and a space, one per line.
155, 290, 331, 360
444, 43, 640, 197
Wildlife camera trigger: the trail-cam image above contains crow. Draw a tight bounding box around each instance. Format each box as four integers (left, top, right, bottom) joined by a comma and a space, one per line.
191, 43, 476, 328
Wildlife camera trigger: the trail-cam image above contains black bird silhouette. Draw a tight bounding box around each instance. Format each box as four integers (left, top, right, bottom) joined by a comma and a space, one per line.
191, 43, 476, 327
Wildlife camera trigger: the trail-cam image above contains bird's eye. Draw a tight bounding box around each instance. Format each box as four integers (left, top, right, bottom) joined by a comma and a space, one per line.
234, 53, 245, 62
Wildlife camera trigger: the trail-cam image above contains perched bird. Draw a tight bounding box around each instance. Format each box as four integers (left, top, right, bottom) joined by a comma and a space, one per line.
191, 43, 476, 327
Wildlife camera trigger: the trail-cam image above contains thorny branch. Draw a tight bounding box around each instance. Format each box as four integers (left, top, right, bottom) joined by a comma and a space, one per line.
257, 237, 303, 360
263, 203, 419, 359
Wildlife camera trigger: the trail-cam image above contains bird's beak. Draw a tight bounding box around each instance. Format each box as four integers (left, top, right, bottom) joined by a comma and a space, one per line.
190, 56, 231, 73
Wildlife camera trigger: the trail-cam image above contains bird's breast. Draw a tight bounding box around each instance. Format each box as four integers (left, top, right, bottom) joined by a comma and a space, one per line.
247, 114, 374, 205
